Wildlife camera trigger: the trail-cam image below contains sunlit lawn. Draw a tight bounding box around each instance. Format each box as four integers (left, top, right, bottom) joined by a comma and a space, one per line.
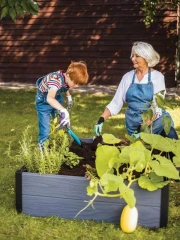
0, 89, 180, 240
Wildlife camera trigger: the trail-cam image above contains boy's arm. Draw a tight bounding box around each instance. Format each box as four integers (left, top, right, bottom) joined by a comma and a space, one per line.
66, 90, 73, 107
66, 90, 71, 96
47, 89, 64, 110
47, 89, 70, 128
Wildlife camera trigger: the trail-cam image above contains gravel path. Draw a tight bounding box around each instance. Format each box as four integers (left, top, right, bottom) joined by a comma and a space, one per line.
0, 82, 180, 99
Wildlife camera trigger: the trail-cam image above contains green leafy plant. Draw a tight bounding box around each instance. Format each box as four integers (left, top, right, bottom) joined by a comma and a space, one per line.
76, 133, 180, 216
141, 0, 179, 25
138, 91, 173, 135
0, 0, 40, 21
8, 117, 83, 174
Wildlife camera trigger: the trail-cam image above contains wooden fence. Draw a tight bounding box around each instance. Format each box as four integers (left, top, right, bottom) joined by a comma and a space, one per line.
0, 0, 177, 87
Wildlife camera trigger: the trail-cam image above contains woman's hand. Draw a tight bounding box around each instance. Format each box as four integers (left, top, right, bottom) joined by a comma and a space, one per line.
143, 114, 157, 126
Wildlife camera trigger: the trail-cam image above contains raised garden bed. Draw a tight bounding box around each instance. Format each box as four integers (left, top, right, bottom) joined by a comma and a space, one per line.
15, 139, 169, 228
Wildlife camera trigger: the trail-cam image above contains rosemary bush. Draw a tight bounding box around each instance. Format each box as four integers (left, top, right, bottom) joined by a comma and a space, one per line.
13, 117, 83, 174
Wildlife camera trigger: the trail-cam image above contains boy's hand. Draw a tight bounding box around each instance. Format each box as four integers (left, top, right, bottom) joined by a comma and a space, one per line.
58, 109, 70, 128
94, 117, 104, 136
66, 95, 73, 108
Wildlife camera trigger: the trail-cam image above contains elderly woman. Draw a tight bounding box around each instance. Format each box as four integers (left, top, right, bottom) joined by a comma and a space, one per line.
94, 41, 178, 139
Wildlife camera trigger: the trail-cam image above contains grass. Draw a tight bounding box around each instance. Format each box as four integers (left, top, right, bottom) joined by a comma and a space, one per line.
0, 89, 180, 240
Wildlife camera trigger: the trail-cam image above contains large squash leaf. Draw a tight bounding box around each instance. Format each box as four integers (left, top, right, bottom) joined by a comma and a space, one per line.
140, 132, 173, 152
118, 182, 136, 208
162, 116, 171, 136
95, 145, 119, 177
138, 173, 169, 191
100, 173, 136, 208
119, 141, 150, 165
102, 133, 121, 144
150, 155, 180, 180
173, 156, 180, 166
166, 139, 180, 157
140, 124, 151, 133
129, 150, 145, 167
108, 156, 122, 170
87, 179, 99, 196
100, 173, 123, 192
141, 108, 153, 123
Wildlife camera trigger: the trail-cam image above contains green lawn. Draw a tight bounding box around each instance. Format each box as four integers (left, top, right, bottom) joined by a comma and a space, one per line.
0, 89, 180, 240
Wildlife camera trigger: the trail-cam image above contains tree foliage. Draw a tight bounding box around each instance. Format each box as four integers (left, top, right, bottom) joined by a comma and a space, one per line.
0, 0, 39, 21
141, 0, 180, 25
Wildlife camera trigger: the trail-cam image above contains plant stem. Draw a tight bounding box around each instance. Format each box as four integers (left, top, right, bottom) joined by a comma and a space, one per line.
75, 194, 98, 218
127, 178, 138, 188
144, 148, 153, 174
150, 123, 152, 133
98, 193, 120, 198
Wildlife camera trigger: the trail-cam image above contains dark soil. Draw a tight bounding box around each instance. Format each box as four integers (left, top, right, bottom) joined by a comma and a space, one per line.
59, 136, 130, 177
59, 137, 101, 176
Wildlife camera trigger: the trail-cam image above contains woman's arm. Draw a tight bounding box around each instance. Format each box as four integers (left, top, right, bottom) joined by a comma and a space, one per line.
101, 108, 111, 120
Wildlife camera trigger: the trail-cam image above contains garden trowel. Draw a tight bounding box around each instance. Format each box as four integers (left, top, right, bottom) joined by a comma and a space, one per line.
67, 128, 82, 146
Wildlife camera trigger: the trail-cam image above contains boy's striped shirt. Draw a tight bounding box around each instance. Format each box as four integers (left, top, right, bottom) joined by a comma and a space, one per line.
39, 70, 69, 92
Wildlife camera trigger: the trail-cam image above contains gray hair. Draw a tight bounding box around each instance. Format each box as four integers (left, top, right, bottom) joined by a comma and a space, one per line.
131, 41, 160, 67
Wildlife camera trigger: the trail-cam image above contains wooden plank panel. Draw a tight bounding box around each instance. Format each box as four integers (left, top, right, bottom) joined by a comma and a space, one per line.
0, 45, 176, 54
0, 56, 132, 63
0, 52, 176, 61
0, 17, 176, 26
22, 194, 161, 227
38, 6, 144, 12
37, 0, 142, 5
0, 66, 175, 75
0, 46, 176, 54
22, 194, 124, 223
1, 15, 175, 22
36, 0, 176, 9
0, 24, 176, 37
34, 4, 176, 14
3, 7, 168, 17
12, 8, 174, 16
0, 63, 176, 72
0, 34, 177, 41
0, 19, 176, 30
0, 63, 175, 71
22, 173, 161, 207
1, 67, 176, 76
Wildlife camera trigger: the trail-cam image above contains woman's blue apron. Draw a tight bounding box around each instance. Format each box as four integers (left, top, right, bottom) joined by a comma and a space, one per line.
125, 69, 174, 135
125, 69, 153, 135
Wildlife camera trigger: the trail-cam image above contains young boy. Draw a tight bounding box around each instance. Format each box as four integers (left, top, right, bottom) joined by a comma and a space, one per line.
35, 61, 89, 148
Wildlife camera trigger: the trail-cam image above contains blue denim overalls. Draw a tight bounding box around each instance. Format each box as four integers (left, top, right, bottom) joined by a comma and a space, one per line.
125, 69, 175, 137
35, 75, 69, 144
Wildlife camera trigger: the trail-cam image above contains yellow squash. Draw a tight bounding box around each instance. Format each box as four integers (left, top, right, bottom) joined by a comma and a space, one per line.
120, 205, 138, 233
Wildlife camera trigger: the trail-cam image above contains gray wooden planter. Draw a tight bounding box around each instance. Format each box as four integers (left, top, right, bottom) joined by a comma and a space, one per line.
15, 139, 169, 228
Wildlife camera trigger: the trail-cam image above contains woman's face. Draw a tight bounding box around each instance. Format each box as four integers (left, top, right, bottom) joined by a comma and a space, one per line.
131, 51, 148, 69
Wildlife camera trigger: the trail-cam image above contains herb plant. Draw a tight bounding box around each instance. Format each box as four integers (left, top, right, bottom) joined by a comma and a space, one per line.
9, 117, 83, 174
